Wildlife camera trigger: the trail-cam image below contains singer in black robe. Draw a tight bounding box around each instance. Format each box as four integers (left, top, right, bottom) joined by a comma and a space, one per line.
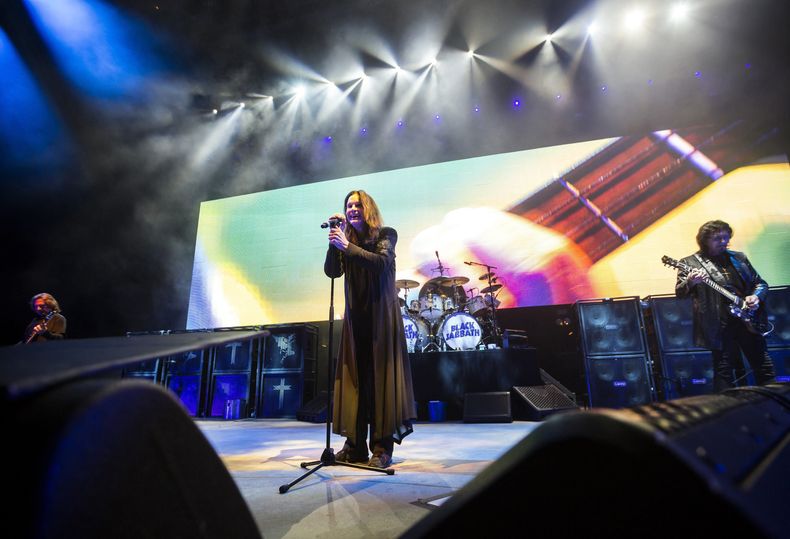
324, 190, 415, 468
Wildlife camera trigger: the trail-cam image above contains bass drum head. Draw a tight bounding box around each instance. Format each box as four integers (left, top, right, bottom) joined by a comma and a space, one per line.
402, 313, 430, 353
439, 311, 482, 350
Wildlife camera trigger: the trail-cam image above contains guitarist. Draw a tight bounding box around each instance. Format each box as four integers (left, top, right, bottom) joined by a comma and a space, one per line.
23, 293, 67, 343
675, 220, 775, 391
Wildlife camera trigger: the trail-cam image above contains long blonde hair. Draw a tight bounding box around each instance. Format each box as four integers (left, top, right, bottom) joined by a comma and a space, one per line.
344, 190, 383, 245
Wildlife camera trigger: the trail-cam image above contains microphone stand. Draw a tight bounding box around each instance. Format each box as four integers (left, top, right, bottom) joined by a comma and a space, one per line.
279, 245, 394, 494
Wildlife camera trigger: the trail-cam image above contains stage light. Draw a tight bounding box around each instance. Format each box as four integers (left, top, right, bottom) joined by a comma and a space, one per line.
623, 8, 646, 32
513, 98, 521, 109
587, 22, 598, 36
473, 105, 480, 113
745, 62, 751, 69
397, 119, 404, 128
545, 33, 553, 43
670, 3, 689, 22
694, 70, 701, 78
555, 94, 561, 100
324, 136, 332, 143
293, 85, 305, 98
601, 85, 607, 92
360, 127, 368, 136
467, 50, 475, 58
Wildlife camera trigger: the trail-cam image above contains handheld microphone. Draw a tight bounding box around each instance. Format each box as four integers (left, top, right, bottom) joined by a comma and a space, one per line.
321, 217, 343, 229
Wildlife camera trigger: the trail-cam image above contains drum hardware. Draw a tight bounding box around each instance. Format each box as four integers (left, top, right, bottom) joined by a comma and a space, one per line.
463, 259, 503, 347
395, 278, 420, 317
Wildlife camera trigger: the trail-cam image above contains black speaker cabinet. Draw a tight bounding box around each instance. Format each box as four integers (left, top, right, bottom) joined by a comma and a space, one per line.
660, 351, 715, 400
585, 354, 655, 408
766, 285, 790, 349
258, 323, 318, 417
207, 333, 262, 418
768, 347, 790, 382
163, 348, 209, 417
122, 358, 162, 383
463, 392, 512, 423
402, 384, 790, 539
577, 297, 646, 356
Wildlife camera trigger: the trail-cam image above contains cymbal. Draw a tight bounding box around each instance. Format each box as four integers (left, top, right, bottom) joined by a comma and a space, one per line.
395, 279, 420, 289
480, 284, 502, 294
479, 272, 495, 281
440, 276, 469, 286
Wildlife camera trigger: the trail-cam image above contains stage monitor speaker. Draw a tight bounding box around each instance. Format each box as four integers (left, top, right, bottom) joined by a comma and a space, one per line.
7, 379, 261, 539
401, 384, 790, 539
511, 385, 579, 421
768, 347, 790, 382
577, 297, 646, 356
463, 391, 512, 423
296, 390, 331, 423
766, 285, 790, 348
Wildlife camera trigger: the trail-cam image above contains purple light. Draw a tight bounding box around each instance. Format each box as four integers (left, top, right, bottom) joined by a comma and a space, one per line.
555, 94, 561, 100
360, 127, 367, 136
745, 62, 751, 69
473, 105, 480, 113
396, 119, 404, 128
601, 85, 607, 92
694, 70, 701, 78
647, 79, 654, 86
324, 136, 332, 143
513, 98, 521, 109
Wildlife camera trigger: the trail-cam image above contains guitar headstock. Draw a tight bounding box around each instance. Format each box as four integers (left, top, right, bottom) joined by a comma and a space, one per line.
661, 255, 690, 273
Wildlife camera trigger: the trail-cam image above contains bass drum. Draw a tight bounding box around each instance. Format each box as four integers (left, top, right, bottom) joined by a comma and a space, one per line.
402, 313, 430, 353
439, 311, 482, 350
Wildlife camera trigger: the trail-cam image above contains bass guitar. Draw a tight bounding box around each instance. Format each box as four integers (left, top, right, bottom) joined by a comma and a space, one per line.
661, 255, 773, 336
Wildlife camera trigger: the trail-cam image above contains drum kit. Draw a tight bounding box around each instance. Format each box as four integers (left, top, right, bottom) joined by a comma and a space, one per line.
396, 266, 503, 353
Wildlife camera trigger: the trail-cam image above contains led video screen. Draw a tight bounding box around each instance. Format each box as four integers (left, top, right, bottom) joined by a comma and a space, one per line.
187, 122, 790, 329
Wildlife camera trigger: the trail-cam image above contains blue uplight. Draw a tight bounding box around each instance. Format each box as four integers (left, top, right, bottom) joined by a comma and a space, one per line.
396, 119, 404, 128
473, 105, 480, 113
694, 70, 702, 78
360, 127, 368, 136
324, 136, 333, 143
23, 0, 171, 100
601, 85, 607, 92
513, 98, 521, 109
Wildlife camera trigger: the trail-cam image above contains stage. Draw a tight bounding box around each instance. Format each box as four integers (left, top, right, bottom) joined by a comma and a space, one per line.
197, 418, 537, 539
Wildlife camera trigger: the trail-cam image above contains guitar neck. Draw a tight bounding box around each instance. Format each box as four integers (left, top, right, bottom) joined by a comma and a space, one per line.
700, 275, 740, 304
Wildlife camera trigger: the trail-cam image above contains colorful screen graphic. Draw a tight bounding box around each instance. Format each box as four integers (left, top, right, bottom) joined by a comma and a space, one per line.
187, 122, 790, 329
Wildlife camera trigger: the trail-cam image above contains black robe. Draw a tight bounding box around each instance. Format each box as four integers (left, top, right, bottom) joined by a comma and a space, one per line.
324, 226, 415, 446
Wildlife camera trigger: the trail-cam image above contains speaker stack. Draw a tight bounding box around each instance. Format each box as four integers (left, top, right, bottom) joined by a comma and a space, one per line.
644, 294, 714, 400
257, 323, 318, 418
766, 285, 790, 381
576, 297, 656, 408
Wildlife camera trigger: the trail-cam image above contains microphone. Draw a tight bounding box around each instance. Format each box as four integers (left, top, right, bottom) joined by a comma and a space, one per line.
321, 217, 344, 229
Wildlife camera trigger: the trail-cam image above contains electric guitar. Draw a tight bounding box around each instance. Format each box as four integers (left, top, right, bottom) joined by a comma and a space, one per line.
24, 310, 58, 344
662, 255, 773, 336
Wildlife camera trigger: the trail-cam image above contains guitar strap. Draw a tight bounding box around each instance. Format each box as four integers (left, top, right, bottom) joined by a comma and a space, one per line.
693, 253, 727, 284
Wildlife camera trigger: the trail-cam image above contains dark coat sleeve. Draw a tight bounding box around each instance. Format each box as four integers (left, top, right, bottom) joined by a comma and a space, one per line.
343, 227, 397, 274
324, 246, 343, 278
43, 314, 66, 339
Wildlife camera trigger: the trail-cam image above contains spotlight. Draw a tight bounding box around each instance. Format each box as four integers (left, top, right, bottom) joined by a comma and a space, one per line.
467, 50, 475, 58
513, 98, 521, 109
670, 3, 689, 22
360, 127, 368, 136
694, 70, 701, 78
545, 33, 553, 43
473, 105, 480, 113
293, 85, 305, 98
396, 119, 405, 128
324, 136, 333, 143
601, 85, 607, 92
555, 94, 561, 100
587, 22, 598, 36
623, 8, 646, 31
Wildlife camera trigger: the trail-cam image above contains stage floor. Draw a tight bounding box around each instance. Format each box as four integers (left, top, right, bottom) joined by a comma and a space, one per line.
198, 418, 538, 539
